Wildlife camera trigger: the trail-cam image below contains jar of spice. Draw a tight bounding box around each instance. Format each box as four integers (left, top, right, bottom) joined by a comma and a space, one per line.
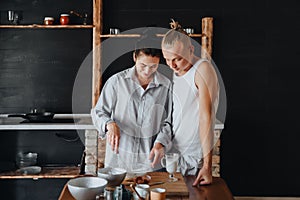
44, 17, 54, 25
60, 14, 70, 25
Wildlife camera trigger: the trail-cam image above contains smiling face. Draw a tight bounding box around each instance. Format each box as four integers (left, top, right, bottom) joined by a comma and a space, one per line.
134, 51, 160, 83
162, 40, 194, 76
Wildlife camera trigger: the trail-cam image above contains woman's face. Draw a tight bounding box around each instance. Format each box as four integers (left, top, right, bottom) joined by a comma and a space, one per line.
134, 52, 160, 81
162, 41, 193, 76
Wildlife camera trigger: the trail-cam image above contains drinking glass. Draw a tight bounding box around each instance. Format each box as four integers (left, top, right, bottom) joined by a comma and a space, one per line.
7, 10, 15, 23
161, 153, 179, 182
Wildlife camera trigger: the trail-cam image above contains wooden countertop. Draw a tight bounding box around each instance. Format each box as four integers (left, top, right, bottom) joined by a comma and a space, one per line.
58, 174, 233, 200
184, 176, 234, 200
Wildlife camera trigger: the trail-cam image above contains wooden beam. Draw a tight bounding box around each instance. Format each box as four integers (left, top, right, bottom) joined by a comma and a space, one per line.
201, 17, 213, 59
92, 0, 102, 107
93, 0, 106, 171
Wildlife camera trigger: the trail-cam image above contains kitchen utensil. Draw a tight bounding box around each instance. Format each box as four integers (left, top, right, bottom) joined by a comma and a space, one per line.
114, 186, 123, 200
183, 28, 194, 34
69, 10, 88, 25
60, 14, 69, 25
16, 152, 38, 168
7, 11, 14, 23
135, 184, 150, 200
149, 181, 164, 186
110, 28, 120, 34
97, 167, 127, 187
104, 187, 114, 200
67, 177, 107, 200
150, 188, 166, 200
123, 181, 163, 186
161, 153, 179, 182
44, 17, 54, 25
17, 166, 41, 175
8, 111, 55, 122
7, 10, 22, 24
130, 184, 145, 200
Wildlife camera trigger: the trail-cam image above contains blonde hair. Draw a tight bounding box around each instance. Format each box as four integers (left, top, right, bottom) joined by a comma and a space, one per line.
162, 19, 192, 49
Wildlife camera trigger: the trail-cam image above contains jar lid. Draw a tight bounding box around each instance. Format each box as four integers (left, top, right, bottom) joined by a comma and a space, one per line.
60, 14, 69, 16
44, 17, 54, 20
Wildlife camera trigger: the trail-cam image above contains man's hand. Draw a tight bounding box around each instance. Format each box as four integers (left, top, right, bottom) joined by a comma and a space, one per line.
149, 143, 165, 168
106, 122, 120, 153
192, 166, 212, 186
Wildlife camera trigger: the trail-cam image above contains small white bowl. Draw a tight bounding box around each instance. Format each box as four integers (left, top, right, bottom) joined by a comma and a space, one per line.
17, 166, 41, 175
97, 167, 127, 187
67, 176, 107, 200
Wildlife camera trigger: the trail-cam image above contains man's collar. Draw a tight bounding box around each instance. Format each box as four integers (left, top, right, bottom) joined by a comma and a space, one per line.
124, 66, 167, 88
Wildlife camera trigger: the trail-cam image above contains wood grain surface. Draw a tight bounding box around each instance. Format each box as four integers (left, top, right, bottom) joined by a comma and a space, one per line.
137, 172, 189, 197
58, 176, 234, 200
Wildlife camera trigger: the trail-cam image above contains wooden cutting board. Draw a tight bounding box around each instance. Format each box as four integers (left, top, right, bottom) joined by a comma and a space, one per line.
123, 172, 189, 197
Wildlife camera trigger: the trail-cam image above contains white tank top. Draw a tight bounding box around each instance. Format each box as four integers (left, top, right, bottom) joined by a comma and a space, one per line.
171, 59, 219, 175
172, 59, 207, 157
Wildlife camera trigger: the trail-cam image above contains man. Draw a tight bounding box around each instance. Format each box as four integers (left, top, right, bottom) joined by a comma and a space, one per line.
91, 35, 172, 174
160, 21, 219, 186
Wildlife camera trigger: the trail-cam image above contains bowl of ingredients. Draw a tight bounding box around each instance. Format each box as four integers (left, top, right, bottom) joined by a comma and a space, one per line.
97, 167, 127, 187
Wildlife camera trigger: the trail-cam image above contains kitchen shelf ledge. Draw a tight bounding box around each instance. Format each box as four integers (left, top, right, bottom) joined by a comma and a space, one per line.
100, 33, 202, 38
0, 166, 81, 180
0, 114, 224, 130
0, 25, 94, 29
0, 114, 95, 130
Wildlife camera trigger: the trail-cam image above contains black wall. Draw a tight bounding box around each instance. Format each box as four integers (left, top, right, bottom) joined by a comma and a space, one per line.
102, 0, 300, 197
1, 0, 300, 198
0, 0, 92, 113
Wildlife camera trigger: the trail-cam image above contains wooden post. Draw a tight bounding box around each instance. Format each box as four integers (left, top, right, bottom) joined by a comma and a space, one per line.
92, 0, 102, 107
92, 0, 106, 170
201, 17, 220, 177
87, 0, 102, 175
201, 17, 213, 59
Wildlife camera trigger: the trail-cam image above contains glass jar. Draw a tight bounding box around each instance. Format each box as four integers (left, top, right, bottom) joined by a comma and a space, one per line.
44, 17, 54, 25
60, 14, 69, 25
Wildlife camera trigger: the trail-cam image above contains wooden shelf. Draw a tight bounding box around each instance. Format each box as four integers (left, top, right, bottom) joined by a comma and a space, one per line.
0, 166, 81, 179
100, 33, 202, 38
0, 25, 94, 29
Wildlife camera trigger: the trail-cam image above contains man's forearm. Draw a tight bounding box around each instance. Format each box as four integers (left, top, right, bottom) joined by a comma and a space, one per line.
202, 149, 212, 169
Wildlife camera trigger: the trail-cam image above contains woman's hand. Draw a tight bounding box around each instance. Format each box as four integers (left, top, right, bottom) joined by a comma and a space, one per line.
106, 122, 120, 153
149, 142, 165, 168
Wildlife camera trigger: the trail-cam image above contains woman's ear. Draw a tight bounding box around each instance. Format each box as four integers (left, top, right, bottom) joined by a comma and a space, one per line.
133, 52, 137, 62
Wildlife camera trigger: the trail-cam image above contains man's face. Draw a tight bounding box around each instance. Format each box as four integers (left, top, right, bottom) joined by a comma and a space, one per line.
162, 41, 192, 76
134, 52, 159, 81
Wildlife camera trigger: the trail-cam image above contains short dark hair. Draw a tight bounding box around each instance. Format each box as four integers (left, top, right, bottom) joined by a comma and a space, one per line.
134, 28, 162, 58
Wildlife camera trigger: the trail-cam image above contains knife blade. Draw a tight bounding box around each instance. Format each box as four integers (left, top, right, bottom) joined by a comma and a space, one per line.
123, 181, 164, 186
149, 181, 164, 186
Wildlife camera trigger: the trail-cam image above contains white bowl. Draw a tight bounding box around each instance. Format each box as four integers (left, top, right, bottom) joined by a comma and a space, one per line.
67, 176, 107, 200
17, 166, 41, 175
125, 163, 151, 179
97, 167, 127, 187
